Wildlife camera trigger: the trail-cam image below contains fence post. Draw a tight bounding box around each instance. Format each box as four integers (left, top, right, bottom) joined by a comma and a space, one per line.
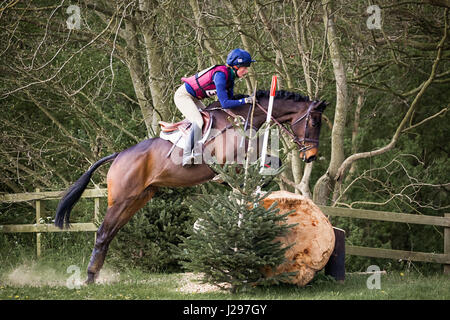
94, 196, 100, 244
445, 213, 450, 275
35, 188, 41, 258
325, 227, 346, 282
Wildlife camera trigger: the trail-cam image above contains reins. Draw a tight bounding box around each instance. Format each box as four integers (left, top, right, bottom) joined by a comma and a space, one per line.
255, 101, 319, 152
202, 99, 322, 153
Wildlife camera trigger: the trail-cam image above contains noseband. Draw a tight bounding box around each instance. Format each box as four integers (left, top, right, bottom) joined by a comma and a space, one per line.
256, 101, 322, 153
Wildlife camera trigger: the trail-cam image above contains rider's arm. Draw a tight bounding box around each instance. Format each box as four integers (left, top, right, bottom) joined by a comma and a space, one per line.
213, 72, 246, 109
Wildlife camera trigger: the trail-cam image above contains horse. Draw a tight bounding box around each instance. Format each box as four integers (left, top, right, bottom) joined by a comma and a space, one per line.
54, 89, 327, 284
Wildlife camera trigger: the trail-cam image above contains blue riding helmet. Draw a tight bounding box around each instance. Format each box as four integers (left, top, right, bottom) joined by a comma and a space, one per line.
226, 48, 256, 67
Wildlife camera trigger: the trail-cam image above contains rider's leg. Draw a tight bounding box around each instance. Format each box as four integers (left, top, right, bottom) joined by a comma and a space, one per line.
174, 85, 205, 127
186, 122, 202, 165
174, 85, 204, 165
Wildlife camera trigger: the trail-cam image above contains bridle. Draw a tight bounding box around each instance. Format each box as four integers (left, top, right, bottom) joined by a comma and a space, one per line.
204, 100, 323, 159
255, 100, 323, 153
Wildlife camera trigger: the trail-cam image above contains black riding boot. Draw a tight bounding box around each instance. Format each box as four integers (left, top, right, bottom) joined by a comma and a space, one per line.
182, 123, 202, 167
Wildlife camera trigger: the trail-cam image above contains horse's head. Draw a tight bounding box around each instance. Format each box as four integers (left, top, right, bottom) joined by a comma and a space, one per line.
290, 100, 327, 163
210, 90, 327, 164
253, 91, 327, 163
254, 90, 327, 163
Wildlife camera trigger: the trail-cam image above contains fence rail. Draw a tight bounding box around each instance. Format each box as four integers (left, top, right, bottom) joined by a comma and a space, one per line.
0, 188, 104, 257
318, 206, 450, 272
0, 189, 449, 273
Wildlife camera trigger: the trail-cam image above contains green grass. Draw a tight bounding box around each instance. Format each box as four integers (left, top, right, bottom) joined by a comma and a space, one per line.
0, 258, 448, 300
0, 235, 448, 300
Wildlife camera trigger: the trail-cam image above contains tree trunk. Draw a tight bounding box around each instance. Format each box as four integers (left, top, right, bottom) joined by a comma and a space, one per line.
188, 0, 221, 65
313, 0, 349, 205
255, 0, 294, 89
346, 88, 364, 182
293, 0, 313, 96
291, 142, 303, 195
139, 0, 170, 136
123, 19, 155, 137
225, 0, 255, 93
292, 0, 317, 198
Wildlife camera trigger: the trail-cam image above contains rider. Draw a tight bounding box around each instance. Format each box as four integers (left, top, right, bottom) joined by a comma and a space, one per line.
174, 48, 256, 166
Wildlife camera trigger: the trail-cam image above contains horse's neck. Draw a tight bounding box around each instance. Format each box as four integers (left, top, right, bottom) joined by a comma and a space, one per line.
221, 104, 267, 129
251, 99, 298, 128
209, 99, 298, 129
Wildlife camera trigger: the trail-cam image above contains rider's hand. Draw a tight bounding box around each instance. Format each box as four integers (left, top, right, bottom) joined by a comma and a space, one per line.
244, 95, 254, 104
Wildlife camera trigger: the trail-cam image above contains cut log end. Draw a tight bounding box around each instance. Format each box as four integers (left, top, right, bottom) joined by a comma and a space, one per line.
262, 191, 336, 286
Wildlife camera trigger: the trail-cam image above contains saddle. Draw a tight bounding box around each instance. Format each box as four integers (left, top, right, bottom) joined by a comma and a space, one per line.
159, 111, 212, 136
158, 110, 214, 156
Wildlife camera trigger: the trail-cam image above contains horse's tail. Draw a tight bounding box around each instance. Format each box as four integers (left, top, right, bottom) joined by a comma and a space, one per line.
55, 153, 119, 229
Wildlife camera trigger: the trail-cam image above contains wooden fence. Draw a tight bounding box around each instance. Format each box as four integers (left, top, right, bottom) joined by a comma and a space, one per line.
0, 189, 449, 273
0, 188, 105, 257
319, 206, 450, 274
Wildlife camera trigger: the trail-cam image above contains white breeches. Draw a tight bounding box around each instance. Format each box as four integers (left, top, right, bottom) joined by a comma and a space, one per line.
174, 84, 205, 128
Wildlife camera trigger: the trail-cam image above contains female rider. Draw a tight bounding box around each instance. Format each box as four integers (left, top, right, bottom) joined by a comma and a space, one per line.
174, 48, 256, 166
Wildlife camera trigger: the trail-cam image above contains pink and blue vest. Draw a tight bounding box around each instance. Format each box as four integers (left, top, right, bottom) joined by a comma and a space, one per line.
181, 65, 231, 100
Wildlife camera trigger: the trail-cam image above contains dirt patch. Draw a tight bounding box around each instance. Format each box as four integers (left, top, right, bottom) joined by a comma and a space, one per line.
175, 273, 230, 294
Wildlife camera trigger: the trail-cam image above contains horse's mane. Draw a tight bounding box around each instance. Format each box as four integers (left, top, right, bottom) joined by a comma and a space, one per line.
255, 90, 312, 102
234, 90, 327, 111
208, 89, 327, 112
234, 90, 311, 102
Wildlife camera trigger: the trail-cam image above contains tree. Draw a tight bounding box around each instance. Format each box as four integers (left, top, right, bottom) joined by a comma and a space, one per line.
313, 0, 350, 205
177, 162, 295, 293
312, 1, 449, 207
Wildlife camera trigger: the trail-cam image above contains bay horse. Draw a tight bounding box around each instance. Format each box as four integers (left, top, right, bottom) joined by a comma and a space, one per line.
54, 90, 327, 284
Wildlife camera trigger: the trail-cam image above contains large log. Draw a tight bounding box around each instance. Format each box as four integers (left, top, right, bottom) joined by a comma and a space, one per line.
261, 191, 335, 286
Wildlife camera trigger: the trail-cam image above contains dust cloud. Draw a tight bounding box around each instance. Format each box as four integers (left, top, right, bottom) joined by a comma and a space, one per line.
1, 262, 120, 287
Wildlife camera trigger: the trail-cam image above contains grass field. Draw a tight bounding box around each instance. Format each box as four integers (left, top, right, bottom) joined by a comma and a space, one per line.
0, 258, 448, 300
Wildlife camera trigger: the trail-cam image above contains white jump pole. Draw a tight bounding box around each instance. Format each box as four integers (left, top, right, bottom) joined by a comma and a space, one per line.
260, 75, 277, 174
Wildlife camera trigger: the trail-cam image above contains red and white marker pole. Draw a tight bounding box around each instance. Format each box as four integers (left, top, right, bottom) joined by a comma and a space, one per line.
260, 75, 277, 173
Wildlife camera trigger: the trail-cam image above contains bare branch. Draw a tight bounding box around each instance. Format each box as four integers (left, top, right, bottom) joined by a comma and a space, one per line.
335, 9, 449, 182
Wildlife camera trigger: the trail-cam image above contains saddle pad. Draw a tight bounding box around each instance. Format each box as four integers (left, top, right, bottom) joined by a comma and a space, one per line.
159, 112, 214, 153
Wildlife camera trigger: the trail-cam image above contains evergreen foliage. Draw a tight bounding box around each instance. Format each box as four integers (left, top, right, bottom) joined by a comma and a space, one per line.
177, 163, 296, 293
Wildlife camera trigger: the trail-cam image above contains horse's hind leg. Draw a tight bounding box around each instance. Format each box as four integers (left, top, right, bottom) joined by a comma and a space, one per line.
86, 186, 157, 284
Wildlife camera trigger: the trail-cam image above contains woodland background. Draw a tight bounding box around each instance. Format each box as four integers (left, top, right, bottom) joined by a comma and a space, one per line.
0, 0, 449, 273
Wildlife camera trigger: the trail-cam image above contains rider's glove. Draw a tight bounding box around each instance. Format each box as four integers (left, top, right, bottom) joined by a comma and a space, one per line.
244, 95, 254, 104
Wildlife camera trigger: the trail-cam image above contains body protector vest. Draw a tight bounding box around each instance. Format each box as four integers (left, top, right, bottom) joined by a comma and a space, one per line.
181, 65, 231, 100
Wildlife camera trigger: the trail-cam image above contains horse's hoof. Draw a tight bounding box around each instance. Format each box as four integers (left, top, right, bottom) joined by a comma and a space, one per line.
85, 272, 97, 285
